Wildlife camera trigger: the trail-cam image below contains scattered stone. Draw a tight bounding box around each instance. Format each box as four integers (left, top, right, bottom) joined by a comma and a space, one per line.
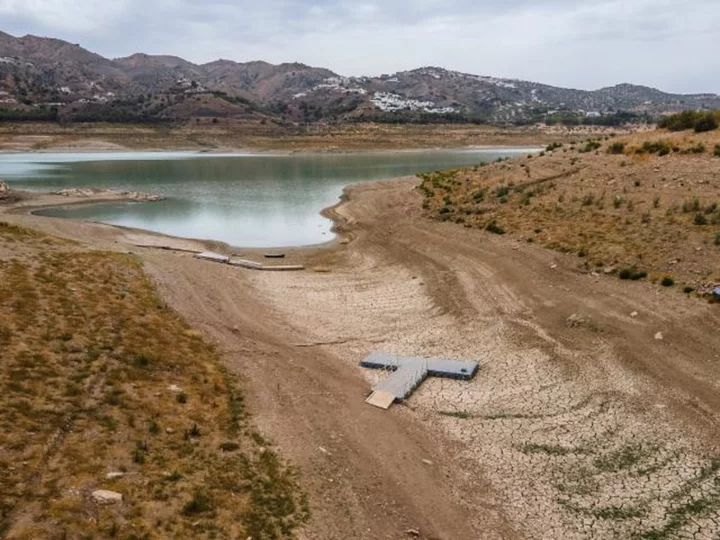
318, 446, 330, 455
105, 472, 125, 480
168, 384, 183, 393
91, 490, 123, 505
603, 266, 616, 274
550, 264, 558, 269
0, 179, 9, 200
421, 459, 433, 466
654, 332, 664, 341
339, 238, 350, 245
165, 427, 174, 434
630, 311, 639, 318
566, 313, 589, 328
406, 529, 421, 537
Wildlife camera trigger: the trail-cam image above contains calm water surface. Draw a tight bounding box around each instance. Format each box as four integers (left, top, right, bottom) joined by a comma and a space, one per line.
0, 150, 535, 247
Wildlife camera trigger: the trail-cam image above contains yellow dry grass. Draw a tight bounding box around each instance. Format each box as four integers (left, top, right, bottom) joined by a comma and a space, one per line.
420, 129, 720, 295
0, 223, 308, 539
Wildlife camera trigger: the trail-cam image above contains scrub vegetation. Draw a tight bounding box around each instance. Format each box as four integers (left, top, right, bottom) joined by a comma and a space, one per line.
0, 222, 308, 539
420, 128, 720, 296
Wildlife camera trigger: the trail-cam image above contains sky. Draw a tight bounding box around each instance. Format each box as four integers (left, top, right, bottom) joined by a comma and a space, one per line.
0, 0, 718, 93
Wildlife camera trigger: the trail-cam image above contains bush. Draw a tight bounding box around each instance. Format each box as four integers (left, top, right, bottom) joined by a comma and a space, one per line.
607, 142, 626, 155
694, 113, 719, 133
636, 140, 672, 156
694, 213, 708, 225
485, 220, 505, 235
660, 277, 675, 287
659, 110, 720, 132
181, 491, 215, 515
618, 267, 647, 280
684, 286, 694, 294
714, 145, 720, 157
715, 233, 720, 246
580, 140, 602, 153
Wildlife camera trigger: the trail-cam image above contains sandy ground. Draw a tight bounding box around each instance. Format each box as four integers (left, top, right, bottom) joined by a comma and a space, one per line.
2, 182, 720, 539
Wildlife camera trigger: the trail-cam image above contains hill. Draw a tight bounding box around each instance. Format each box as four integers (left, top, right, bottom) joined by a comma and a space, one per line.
420, 126, 720, 295
1, 31, 719, 125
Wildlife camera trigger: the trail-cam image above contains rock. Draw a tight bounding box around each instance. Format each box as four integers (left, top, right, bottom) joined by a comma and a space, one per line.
54, 187, 164, 201
0, 180, 9, 199
168, 384, 183, 393
165, 427, 174, 434
406, 529, 421, 537
630, 311, 639, 318
421, 459, 433, 466
105, 472, 125, 480
550, 264, 558, 269
654, 332, 664, 341
91, 489, 123, 505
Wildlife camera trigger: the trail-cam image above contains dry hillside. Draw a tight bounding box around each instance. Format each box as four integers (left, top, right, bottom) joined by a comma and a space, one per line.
0, 222, 308, 539
421, 128, 720, 296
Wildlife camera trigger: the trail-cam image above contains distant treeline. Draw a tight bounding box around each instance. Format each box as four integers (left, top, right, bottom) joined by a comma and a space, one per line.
658, 110, 719, 132
0, 107, 59, 122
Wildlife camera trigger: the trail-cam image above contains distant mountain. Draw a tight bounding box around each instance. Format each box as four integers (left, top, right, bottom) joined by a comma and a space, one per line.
1, 31, 719, 125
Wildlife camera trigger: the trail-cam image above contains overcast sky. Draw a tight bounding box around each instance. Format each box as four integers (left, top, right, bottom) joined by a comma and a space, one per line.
0, 0, 717, 93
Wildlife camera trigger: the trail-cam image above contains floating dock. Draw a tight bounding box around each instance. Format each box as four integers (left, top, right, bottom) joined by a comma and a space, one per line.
194, 251, 304, 271
361, 351, 479, 409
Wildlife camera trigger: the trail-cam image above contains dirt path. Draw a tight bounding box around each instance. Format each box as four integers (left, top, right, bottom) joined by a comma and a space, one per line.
3, 181, 720, 539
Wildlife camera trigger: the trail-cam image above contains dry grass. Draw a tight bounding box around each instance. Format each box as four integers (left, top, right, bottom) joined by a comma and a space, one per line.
420, 129, 720, 295
0, 222, 308, 539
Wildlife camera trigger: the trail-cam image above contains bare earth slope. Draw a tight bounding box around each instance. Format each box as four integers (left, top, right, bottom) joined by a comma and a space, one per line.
3, 160, 720, 538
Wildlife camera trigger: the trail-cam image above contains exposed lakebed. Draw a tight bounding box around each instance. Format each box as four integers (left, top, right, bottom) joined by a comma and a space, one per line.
1, 149, 534, 247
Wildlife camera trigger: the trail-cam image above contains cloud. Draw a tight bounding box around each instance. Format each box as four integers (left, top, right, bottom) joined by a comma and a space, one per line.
0, 0, 718, 93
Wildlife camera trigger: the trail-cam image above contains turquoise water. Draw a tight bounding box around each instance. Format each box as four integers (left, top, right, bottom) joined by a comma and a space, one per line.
0, 149, 534, 247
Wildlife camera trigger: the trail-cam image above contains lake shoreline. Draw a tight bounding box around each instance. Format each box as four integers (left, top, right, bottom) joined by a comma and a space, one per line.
2, 148, 536, 247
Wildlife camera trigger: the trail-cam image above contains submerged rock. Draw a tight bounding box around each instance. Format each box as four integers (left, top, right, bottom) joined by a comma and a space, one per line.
54, 187, 164, 201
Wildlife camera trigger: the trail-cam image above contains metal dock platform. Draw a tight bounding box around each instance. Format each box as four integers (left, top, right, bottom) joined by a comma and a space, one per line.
361, 351, 479, 409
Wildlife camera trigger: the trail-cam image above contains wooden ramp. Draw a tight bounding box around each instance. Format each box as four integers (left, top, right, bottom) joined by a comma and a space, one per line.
194, 252, 304, 271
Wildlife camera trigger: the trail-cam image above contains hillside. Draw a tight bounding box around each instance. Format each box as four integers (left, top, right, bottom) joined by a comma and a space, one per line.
0, 222, 308, 538
1, 31, 719, 125
420, 125, 720, 295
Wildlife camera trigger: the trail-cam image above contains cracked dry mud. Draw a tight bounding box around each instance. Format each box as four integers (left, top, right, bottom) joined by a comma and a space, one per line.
244, 178, 720, 539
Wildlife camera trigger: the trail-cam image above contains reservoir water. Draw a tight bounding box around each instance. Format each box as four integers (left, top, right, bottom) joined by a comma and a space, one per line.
0, 149, 534, 247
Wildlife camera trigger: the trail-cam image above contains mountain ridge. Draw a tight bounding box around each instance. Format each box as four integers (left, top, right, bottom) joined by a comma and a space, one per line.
1, 31, 718, 124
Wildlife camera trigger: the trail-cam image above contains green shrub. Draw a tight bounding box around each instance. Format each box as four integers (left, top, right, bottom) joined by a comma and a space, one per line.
636, 140, 672, 156
684, 286, 694, 294
694, 113, 719, 133
618, 267, 647, 280
715, 233, 720, 246
660, 277, 675, 287
694, 213, 708, 225
485, 220, 505, 235
580, 140, 602, 153
659, 110, 720, 132
181, 491, 215, 515
607, 142, 626, 155
714, 145, 720, 157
